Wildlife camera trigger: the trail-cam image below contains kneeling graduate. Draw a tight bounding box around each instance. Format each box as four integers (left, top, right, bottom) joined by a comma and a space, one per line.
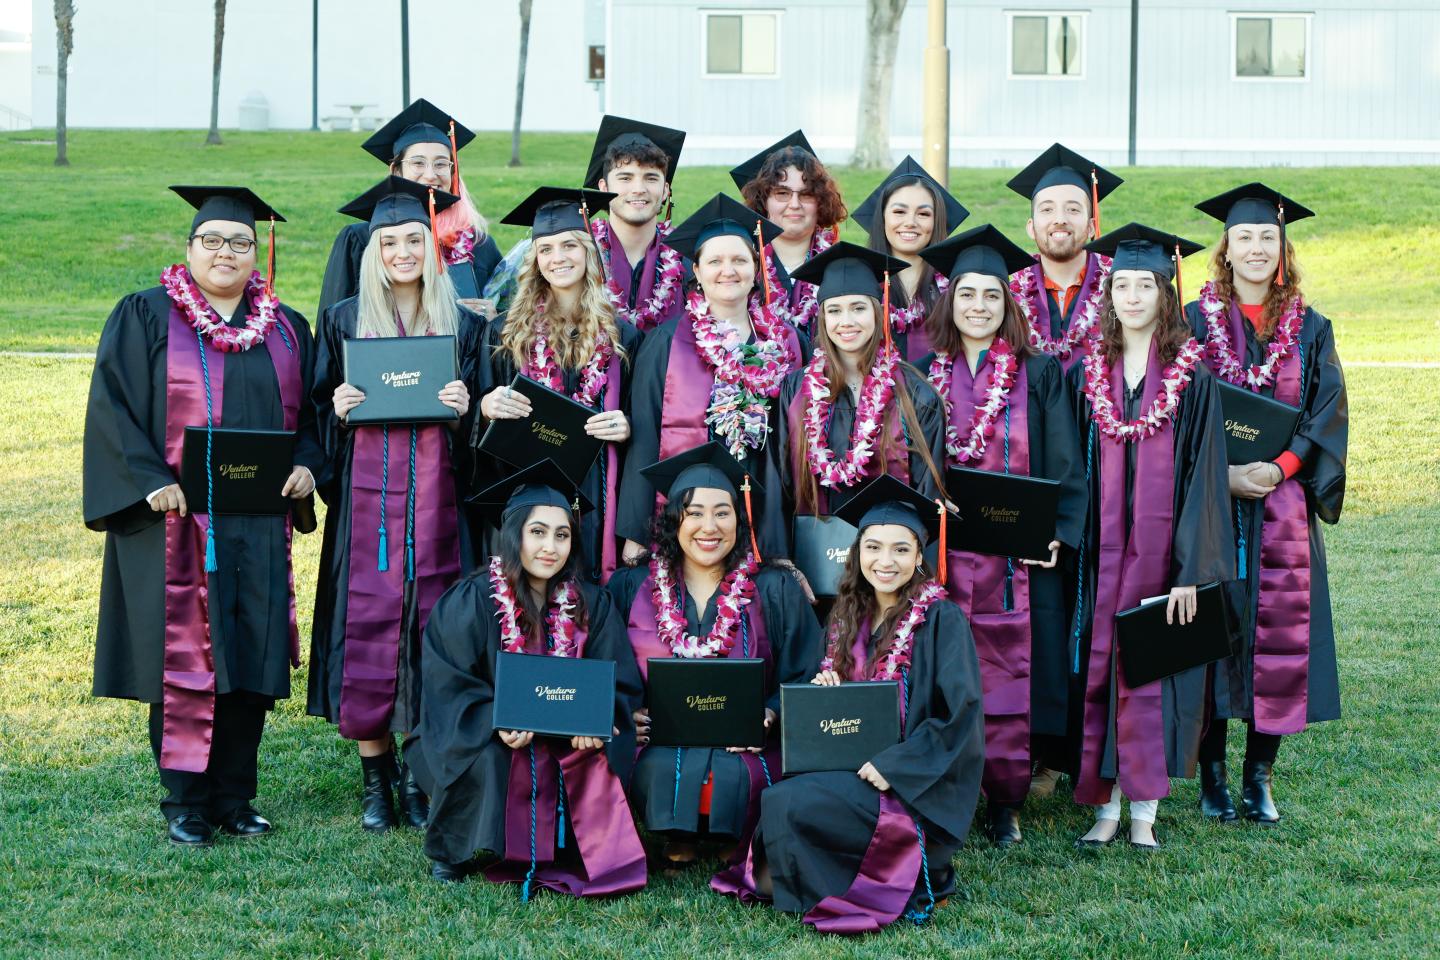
712, 475, 984, 935
407, 461, 646, 893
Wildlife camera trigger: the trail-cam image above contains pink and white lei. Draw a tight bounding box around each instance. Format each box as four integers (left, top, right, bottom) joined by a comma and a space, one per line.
1081, 338, 1205, 442
1197, 280, 1304, 391
762, 226, 837, 331
686, 292, 796, 459
489, 556, 580, 657
650, 552, 759, 658
821, 581, 947, 680
443, 227, 476, 266
590, 219, 685, 331
1009, 255, 1111, 360
801, 345, 901, 489
889, 273, 949, 334
925, 338, 1019, 466
521, 309, 612, 408
161, 264, 281, 353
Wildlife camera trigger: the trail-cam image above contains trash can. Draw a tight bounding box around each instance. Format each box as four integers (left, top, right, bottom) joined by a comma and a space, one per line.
238, 92, 269, 132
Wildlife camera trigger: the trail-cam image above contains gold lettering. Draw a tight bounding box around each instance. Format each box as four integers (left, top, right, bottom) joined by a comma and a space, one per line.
530, 422, 568, 447
218, 462, 258, 481
819, 717, 862, 736
1225, 419, 1261, 442
685, 694, 727, 712
979, 505, 1021, 524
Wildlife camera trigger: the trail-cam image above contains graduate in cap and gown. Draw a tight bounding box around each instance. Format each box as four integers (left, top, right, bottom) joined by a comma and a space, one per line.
732, 131, 848, 335
778, 242, 947, 524
84, 186, 322, 845
407, 461, 647, 891
852, 155, 970, 362
585, 115, 689, 332
713, 475, 984, 935
472, 187, 641, 584
616, 195, 805, 567
914, 224, 1087, 845
318, 98, 501, 322
1185, 185, 1347, 824
308, 176, 483, 833
608, 443, 823, 867
1005, 144, 1124, 376
1067, 224, 1234, 849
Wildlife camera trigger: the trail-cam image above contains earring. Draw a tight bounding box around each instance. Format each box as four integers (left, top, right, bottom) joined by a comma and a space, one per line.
1223, 257, 1232, 269
1108, 308, 1119, 322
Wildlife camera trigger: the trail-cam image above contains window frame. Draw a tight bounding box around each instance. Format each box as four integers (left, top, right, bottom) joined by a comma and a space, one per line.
700, 9, 784, 80
1005, 9, 1089, 81
1230, 11, 1313, 84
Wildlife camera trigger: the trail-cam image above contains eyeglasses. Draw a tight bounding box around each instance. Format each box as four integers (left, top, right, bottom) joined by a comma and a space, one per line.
769, 188, 817, 205
402, 157, 454, 176
190, 233, 256, 254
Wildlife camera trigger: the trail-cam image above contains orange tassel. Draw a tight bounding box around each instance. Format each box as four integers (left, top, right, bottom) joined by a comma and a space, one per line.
935, 499, 947, 586
742, 475, 762, 562
756, 222, 772, 308
265, 215, 276, 295
448, 119, 460, 196
1275, 203, 1287, 287
1090, 169, 1102, 238
1173, 243, 1184, 305
882, 271, 893, 354
427, 188, 444, 271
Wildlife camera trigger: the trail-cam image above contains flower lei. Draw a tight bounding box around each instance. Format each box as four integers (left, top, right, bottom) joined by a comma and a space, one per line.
443, 227, 476, 266
801, 345, 901, 489
762, 226, 837, 331
1008, 255, 1111, 360
649, 552, 759, 658
1197, 280, 1304, 391
589, 219, 685, 331
820, 581, 947, 680
489, 556, 580, 657
1081, 338, 1205, 442
889, 273, 949, 334
925, 338, 1019, 466
521, 309, 612, 408
686, 292, 795, 460
160, 264, 280, 353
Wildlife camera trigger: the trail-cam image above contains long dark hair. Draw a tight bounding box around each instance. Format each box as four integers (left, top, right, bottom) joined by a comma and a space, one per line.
825, 531, 933, 680
928, 275, 1035, 362
649, 487, 754, 573
496, 505, 588, 646
1096, 272, 1191, 367
864, 175, 948, 315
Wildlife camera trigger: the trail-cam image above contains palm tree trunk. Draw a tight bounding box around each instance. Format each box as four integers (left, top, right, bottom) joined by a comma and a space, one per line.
509, 0, 534, 168
54, 0, 74, 167
852, 0, 907, 169
207, 0, 227, 145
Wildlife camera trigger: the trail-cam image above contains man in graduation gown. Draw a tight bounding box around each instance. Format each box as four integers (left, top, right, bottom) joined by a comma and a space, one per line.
585, 115, 689, 332
84, 187, 322, 845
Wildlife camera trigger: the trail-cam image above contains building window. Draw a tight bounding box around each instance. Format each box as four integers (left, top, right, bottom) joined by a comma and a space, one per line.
703, 11, 780, 77
1009, 12, 1085, 78
1233, 14, 1310, 79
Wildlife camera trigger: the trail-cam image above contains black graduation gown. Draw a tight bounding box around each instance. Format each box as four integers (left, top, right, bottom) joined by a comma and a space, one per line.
757, 600, 986, 916
305, 296, 485, 731
407, 577, 643, 865
84, 286, 323, 704
1185, 302, 1347, 724
1067, 361, 1235, 780
614, 316, 809, 558
777, 362, 947, 518
607, 565, 823, 836
317, 220, 503, 321
469, 313, 645, 584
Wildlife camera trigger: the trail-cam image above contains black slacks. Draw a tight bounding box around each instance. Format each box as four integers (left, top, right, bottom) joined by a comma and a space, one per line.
148, 691, 273, 820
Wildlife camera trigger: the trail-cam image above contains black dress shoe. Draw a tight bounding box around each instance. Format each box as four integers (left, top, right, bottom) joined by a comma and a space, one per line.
430, 858, 477, 883
361, 755, 398, 832
1199, 761, 1239, 822
1241, 759, 1281, 824
396, 762, 430, 829
218, 806, 273, 838
988, 806, 1023, 847
167, 813, 215, 847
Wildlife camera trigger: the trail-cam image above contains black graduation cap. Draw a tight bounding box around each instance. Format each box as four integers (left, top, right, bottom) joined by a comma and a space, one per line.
1195, 183, 1313, 287
362, 98, 476, 163
171, 185, 285, 232
339, 176, 460, 234
1085, 222, 1203, 279
834, 474, 948, 549
665, 193, 782, 262
790, 242, 909, 304
728, 130, 816, 190
919, 223, 1034, 282
849, 155, 969, 237
639, 441, 760, 502
468, 458, 593, 526
500, 187, 616, 240
1006, 143, 1123, 238
584, 115, 686, 188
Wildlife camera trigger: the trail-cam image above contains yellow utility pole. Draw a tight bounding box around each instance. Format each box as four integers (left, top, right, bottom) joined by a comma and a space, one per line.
922, 0, 950, 187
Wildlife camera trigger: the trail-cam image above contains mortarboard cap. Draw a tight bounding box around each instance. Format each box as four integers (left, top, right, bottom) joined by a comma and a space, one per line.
500, 186, 616, 240
1006, 143, 1123, 237
919, 223, 1034, 283
850, 155, 968, 237
834, 474, 948, 548
665, 193, 781, 261
362, 98, 475, 164
468, 458, 593, 527
790, 241, 909, 304
339, 176, 459, 234
584, 115, 686, 188
728, 130, 817, 190
171, 185, 285, 233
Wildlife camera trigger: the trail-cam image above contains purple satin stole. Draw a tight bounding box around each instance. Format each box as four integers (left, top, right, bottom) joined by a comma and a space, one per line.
1019, 252, 1107, 371
943, 354, 1033, 805
160, 305, 301, 772
1076, 340, 1177, 805
785, 368, 911, 516
604, 224, 662, 317
596, 353, 624, 581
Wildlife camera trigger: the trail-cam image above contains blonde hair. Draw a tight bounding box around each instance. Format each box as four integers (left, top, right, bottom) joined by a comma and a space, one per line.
502, 229, 627, 370
356, 223, 460, 340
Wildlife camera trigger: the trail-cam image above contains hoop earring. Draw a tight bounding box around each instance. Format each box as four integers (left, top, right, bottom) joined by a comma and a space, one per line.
1108, 308, 1119, 322
1223, 257, 1232, 270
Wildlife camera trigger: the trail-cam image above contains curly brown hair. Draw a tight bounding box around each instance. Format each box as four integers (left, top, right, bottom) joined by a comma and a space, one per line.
825, 538, 933, 680
1096, 273, 1191, 367
928, 276, 1035, 363
739, 146, 847, 230
1207, 229, 1306, 340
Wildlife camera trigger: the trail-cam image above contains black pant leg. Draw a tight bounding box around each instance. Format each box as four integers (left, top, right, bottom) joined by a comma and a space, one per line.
148, 703, 211, 820
1198, 718, 1229, 763
1244, 726, 1281, 765
207, 691, 272, 819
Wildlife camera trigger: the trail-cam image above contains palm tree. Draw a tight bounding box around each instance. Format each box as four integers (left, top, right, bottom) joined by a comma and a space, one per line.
54, 0, 75, 167
207, 0, 227, 145
509, 0, 534, 167
852, 0, 907, 169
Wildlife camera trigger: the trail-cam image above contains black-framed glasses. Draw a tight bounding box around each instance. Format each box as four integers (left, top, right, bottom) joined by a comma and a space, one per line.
190, 233, 256, 254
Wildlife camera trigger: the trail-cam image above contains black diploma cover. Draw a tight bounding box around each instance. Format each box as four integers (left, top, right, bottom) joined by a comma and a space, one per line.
792, 515, 858, 598
646, 658, 767, 748
342, 334, 458, 424
180, 427, 295, 516
779, 681, 900, 775
1217, 381, 1300, 464
1116, 582, 1236, 687
492, 652, 616, 741
946, 467, 1061, 561
477, 375, 604, 483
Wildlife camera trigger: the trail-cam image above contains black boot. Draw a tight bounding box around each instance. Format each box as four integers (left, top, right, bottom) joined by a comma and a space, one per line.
987, 804, 1023, 847
360, 753, 398, 832
1199, 761, 1239, 822
1241, 759, 1280, 824
396, 761, 430, 829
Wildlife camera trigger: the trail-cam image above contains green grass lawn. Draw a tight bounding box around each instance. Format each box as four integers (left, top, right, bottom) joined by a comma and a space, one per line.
2, 129, 1437, 361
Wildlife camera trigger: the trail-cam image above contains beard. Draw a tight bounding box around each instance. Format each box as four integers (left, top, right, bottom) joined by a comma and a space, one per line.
1035, 227, 1086, 261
